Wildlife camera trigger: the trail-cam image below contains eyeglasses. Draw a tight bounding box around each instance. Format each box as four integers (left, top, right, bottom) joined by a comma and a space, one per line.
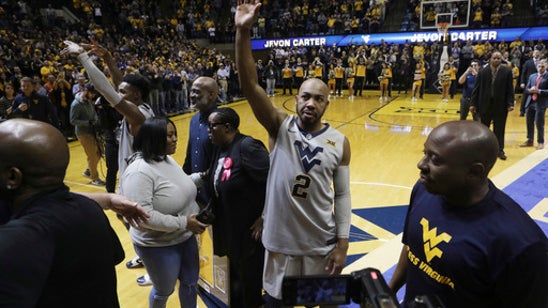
208, 122, 225, 130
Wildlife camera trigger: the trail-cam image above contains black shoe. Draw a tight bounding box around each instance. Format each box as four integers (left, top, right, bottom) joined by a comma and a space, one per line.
498, 151, 507, 160
519, 112, 525, 117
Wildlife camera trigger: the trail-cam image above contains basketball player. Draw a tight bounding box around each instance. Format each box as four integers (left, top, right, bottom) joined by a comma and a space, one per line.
235, 1, 352, 306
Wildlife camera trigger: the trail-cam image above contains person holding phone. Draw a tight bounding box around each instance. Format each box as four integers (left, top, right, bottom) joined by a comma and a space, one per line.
458, 59, 480, 120
119, 117, 207, 308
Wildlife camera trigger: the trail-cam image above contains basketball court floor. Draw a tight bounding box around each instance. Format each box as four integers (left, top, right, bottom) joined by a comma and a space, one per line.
66, 89, 548, 307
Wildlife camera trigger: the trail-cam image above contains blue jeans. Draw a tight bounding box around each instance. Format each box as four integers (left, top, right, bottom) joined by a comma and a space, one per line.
134, 235, 199, 308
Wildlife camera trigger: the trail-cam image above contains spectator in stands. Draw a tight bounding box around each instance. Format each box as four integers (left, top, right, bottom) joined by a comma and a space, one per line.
0, 83, 15, 120
33, 75, 48, 96
538, 4, 548, 26
73, 75, 87, 96
217, 62, 230, 103
8, 77, 59, 127
501, 0, 514, 27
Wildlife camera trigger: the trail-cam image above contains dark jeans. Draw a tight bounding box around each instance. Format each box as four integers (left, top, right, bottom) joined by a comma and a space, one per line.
460, 96, 479, 121
104, 131, 119, 193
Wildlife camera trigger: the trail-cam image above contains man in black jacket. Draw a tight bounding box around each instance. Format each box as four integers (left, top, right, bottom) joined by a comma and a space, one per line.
471, 51, 514, 160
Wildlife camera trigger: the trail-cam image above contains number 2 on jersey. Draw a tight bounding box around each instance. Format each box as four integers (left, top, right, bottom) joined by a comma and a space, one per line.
292, 174, 311, 199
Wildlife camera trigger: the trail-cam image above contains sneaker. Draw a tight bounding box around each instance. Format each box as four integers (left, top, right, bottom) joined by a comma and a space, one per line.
537, 143, 545, 150
82, 169, 91, 178
126, 256, 144, 269
90, 179, 106, 186
137, 273, 152, 286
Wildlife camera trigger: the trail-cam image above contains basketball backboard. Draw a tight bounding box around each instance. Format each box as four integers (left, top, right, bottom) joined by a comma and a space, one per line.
420, 0, 471, 29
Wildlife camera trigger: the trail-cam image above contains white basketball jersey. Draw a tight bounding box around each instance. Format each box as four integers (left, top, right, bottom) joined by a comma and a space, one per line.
118, 103, 154, 177
262, 115, 345, 255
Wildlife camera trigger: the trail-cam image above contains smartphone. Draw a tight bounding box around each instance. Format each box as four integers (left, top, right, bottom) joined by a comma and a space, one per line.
282, 275, 352, 306
196, 208, 215, 224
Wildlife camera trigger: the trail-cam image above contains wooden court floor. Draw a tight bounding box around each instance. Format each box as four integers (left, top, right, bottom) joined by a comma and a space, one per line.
65, 89, 547, 307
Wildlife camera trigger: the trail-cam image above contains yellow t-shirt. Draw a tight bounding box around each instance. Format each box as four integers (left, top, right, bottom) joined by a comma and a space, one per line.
335, 66, 345, 78
282, 67, 293, 79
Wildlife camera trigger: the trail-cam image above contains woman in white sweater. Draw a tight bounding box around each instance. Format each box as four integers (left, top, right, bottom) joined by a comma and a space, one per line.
120, 117, 207, 308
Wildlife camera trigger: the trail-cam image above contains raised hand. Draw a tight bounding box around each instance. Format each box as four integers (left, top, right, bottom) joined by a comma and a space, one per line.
60, 40, 85, 55
235, 0, 262, 30
82, 36, 110, 58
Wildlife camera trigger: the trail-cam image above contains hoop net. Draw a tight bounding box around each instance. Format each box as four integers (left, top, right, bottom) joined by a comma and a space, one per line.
436, 22, 450, 42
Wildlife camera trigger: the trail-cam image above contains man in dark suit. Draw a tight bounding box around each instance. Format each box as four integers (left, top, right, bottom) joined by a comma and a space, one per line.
470, 51, 515, 160
520, 60, 548, 150
519, 50, 541, 115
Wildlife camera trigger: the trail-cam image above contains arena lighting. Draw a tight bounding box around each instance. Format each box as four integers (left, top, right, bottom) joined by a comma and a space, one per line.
252, 26, 548, 50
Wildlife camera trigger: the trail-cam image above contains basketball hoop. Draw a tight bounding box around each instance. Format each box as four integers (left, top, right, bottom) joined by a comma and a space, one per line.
436, 22, 450, 43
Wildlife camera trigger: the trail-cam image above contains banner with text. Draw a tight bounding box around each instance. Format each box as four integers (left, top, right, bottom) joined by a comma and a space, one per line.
251, 26, 548, 50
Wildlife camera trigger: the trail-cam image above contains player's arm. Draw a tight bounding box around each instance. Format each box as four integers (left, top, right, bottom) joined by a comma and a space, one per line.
64, 41, 146, 136
235, 0, 286, 140
116, 97, 146, 137
326, 137, 351, 275
84, 37, 123, 88
458, 66, 472, 85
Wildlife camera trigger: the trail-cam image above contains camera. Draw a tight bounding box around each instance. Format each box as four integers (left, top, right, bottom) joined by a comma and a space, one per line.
282, 268, 445, 308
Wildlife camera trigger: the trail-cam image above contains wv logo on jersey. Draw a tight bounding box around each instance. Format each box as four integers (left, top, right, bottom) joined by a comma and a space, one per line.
420, 218, 452, 263
294, 140, 323, 173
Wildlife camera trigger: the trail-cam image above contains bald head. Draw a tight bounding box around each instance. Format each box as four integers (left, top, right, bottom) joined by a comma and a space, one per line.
299, 78, 329, 96
194, 77, 219, 95
0, 119, 69, 201
190, 76, 219, 112
429, 120, 499, 176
